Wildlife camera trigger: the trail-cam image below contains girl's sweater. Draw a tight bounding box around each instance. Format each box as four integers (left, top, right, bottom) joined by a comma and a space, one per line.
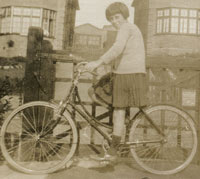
99, 22, 146, 74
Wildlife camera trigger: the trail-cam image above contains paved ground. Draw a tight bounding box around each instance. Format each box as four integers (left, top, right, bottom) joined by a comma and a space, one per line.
0, 145, 200, 179
0, 159, 200, 179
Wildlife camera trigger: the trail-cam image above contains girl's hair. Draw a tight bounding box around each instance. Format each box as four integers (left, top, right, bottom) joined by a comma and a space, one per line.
105, 2, 129, 21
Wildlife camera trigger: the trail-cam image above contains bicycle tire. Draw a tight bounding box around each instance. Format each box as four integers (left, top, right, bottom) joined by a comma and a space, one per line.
1, 101, 78, 174
129, 104, 197, 175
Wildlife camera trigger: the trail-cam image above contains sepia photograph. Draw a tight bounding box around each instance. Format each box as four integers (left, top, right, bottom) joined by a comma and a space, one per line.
0, 0, 200, 178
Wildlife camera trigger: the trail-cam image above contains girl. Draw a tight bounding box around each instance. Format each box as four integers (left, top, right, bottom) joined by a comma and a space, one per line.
85, 2, 147, 163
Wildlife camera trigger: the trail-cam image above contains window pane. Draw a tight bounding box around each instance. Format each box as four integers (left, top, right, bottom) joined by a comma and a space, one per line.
157, 10, 163, 17
0, 7, 56, 36
13, 7, 22, 15
49, 19, 54, 36
53, 12, 56, 19
31, 17, 40, 27
12, 16, 21, 33
180, 18, 188, 33
23, 8, 31, 16
22, 17, 30, 35
189, 10, 197, 17
2, 8, 6, 17
88, 36, 100, 46
171, 18, 179, 33
164, 9, 170, 16
172, 8, 179, 16
50, 11, 54, 19
43, 9, 49, 19
80, 35, 87, 45
2, 17, 11, 33
42, 19, 49, 36
42, 9, 56, 37
42, 18, 48, 30
157, 19, 162, 33
6, 7, 11, 17
32, 8, 41, 17
181, 9, 188, 17
163, 18, 169, 32
0, 16, 1, 27
157, 8, 200, 35
189, 19, 197, 33
0, 8, 4, 16
198, 20, 200, 34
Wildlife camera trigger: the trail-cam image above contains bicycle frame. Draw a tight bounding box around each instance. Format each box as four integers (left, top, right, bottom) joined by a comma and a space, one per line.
69, 90, 112, 145
1, 61, 197, 175
56, 68, 166, 148
68, 89, 166, 148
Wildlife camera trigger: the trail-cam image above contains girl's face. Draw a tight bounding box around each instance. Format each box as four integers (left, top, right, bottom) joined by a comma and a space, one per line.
109, 13, 126, 29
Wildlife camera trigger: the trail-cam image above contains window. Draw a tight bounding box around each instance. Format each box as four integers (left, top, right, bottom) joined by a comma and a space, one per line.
75, 34, 101, 48
42, 9, 56, 37
88, 36, 100, 46
75, 34, 87, 45
0, 6, 56, 37
0, 7, 11, 33
156, 8, 200, 35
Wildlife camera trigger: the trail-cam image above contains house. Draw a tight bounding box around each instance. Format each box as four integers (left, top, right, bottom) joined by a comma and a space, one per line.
102, 25, 117, 51
132, 0, 200, 165
72, 23, 108, 61
74, 23, 106, 49
0, 0, 79, 57
132, 0, 200, 57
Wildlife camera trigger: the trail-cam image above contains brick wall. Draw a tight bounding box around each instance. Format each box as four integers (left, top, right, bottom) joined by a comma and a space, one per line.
0, 35, 27, 57
133, 0, 149, 50
54, 0, 67, 50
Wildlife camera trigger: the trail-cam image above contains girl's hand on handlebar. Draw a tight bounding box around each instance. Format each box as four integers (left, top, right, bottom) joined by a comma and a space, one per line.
75, 62, 98, 76
84, 60, 102, 72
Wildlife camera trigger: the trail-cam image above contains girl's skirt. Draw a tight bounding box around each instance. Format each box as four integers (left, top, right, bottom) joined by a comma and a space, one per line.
113, 73, 148, 108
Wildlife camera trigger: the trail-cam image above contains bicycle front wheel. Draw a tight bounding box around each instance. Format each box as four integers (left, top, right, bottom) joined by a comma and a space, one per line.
1, 101, 78, 174
129, 104, 197, 175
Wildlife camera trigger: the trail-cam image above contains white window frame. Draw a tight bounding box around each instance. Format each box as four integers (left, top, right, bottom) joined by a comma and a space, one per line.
0, 6, 56, 38
156, 7, 200, 36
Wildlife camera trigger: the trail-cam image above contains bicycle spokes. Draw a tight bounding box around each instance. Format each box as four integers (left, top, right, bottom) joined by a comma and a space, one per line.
1, 102, 78, 174
129, 105, 197, 175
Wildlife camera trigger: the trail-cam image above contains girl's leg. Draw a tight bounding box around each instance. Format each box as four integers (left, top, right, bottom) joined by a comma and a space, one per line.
90, 108, 126, 161
113, 108, 125, 136
107, 108, 125, 156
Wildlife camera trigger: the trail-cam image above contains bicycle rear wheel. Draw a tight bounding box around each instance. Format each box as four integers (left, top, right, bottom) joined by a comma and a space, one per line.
129, 104, 197, 175
1, 101, 78, 174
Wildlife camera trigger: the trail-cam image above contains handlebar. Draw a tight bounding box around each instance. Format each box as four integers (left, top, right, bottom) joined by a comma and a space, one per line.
75, 61, 98, 76
69, 54, 98, 76
75, 61, 88, 70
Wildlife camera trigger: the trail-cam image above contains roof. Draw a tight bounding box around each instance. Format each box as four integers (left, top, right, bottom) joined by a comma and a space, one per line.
103, 25, 116, 31
75, 23, 103, 31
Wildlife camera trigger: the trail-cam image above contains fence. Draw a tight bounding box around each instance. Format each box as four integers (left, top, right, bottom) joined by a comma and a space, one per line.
5, 27, 199, 164
36, 50, 200, 163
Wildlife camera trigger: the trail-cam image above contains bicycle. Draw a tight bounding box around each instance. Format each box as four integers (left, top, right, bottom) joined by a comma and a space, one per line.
0, 61, 197, 175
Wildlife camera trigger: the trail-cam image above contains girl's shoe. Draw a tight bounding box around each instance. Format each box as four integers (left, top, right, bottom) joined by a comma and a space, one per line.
90, 153, 117, 163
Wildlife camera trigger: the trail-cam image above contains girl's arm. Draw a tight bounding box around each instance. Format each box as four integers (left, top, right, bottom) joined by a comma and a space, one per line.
85, 23, 130, 72
99, 23, 130, 65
